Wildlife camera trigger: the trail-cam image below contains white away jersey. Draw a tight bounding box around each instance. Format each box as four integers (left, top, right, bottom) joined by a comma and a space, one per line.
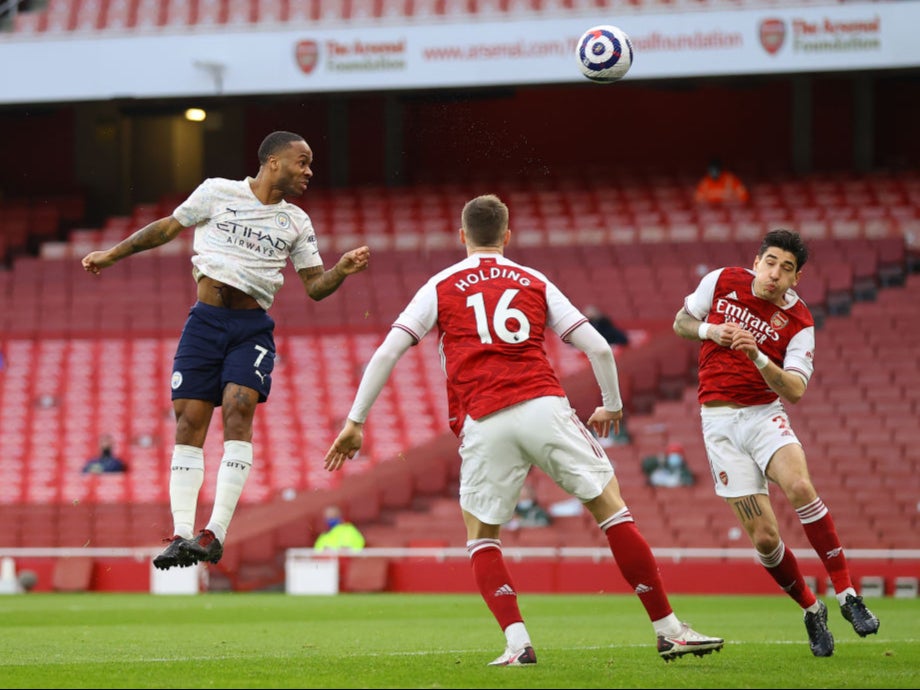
172, 177, 323, 310
392, 254, 588, 435
684, 266, 815, 406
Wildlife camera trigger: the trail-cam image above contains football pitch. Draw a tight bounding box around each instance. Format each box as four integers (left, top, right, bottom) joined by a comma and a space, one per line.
1, 592, 916, 689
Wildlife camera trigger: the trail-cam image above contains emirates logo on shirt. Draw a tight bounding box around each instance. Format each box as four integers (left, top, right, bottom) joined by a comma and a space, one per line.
719, 471, 729, 486
715, 299, 780, 344
770, 312, 789, 330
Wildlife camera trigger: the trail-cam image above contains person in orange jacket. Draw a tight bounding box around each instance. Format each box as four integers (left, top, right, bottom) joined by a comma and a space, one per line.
694, 158, 750, 205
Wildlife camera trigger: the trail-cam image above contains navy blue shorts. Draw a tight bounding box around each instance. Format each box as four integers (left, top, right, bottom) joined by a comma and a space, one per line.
170, 302, 276, 406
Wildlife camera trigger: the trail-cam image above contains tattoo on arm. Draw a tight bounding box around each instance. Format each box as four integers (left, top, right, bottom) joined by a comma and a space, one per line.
303, 266, 346, 300
763, 367, 802, 402
126, 220, 177, 255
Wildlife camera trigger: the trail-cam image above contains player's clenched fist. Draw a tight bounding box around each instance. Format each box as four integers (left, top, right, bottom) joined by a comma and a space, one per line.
82, 250, 117, 275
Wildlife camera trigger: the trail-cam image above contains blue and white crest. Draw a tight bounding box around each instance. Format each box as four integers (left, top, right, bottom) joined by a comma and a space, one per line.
275, 212, 291, 229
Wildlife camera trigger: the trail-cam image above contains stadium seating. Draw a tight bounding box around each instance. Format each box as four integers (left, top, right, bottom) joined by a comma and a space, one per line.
5, 0, 881, 36
1, 174, 918, 592
0, 194, 86, 267
326, 272, 920, 557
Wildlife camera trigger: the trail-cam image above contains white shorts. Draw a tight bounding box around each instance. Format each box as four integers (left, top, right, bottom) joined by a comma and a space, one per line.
457, 396, 614, 525
700, 399, 802, 498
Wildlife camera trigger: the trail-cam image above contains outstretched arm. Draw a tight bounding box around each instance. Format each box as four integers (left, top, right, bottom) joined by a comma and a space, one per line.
298, 245, 370, 301
82, 216, 184, 275
323, 327, 414, 471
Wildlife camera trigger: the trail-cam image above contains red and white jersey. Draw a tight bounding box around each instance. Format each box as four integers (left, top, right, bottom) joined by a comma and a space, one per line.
683, 266, 816, 406
392, 253, 588, 435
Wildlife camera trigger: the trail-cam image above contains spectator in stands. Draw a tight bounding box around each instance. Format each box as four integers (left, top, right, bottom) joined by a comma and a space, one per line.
324, 193, 724, 666
81, 434, 127, 474
314, 505, 366, 552
505, 481, 552, 530
694, 157, 750, 206
81, 131, 370, 572
583, 304, 629, 346
641, 443, 695, 488
673, 228, 879, 658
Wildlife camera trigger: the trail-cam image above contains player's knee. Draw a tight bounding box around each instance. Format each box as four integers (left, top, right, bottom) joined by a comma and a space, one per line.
750, 523, 781, 552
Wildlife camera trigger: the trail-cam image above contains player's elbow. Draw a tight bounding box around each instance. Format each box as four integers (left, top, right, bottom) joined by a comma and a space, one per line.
782, 383, 807, 405
304, 281, 328, 302
672, 314, 690, 339
585, 341, 614, 361
783, 373, 808, 404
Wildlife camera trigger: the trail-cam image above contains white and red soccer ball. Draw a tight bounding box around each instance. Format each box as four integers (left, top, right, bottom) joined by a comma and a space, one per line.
576, 24, 634, 84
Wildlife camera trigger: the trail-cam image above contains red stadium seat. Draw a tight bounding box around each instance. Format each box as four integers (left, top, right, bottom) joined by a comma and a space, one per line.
73, 0, 105, 31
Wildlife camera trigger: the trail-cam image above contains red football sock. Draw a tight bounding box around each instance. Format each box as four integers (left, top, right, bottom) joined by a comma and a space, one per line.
469, 539, 523, 631
759, 542, 817, 608
604, 518, 673, 622
798, 498, 854, 595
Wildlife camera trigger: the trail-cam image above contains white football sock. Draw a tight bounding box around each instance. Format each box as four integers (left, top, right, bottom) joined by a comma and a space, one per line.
652, 613, 683, 636
836, 587, 857, 605
504, 621, 531, 650
205, 440, 253, 543
169, 444, 205, 539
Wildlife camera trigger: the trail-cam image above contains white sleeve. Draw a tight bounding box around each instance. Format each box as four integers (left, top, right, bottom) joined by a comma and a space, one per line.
172, 179, 212, 228
567, 322, 623, 412
683, 268, 723, 320
784, 326, 815, 386
545, 279, 591, 335
347, 328, 416, 424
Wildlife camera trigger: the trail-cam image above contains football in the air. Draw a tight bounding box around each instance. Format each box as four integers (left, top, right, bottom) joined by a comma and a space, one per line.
576, 24, 633, 83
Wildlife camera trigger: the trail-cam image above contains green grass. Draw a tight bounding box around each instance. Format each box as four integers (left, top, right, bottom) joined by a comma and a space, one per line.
0, 593, 916, 688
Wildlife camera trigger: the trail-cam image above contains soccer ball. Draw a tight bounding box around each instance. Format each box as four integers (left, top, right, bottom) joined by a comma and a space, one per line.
576, 24, 633, 84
